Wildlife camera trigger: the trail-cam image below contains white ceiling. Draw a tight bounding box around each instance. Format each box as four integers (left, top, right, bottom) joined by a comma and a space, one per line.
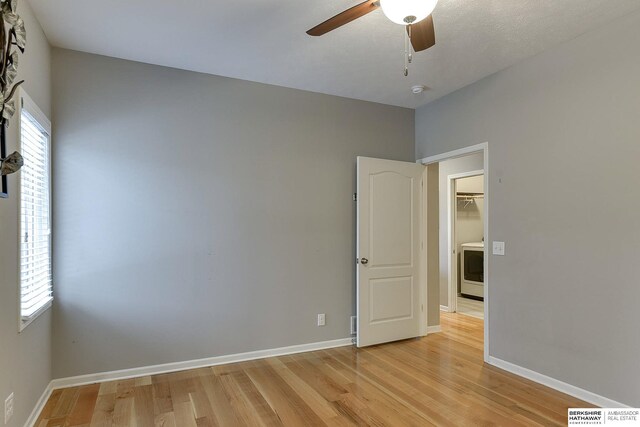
29, 0, 640, 109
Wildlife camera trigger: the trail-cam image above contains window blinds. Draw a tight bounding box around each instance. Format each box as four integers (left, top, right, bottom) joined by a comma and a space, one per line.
20, 108, 52, 320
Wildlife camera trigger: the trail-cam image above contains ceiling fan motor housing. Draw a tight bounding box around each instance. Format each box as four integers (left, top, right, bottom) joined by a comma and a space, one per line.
380, 0, 438, 25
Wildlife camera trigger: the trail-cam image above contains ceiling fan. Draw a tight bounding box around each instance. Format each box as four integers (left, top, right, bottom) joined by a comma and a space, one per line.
307, 0, 438, 76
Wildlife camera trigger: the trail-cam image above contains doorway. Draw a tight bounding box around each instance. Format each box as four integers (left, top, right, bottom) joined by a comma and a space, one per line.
355, 144, 489, 362
418, 142, 489, 362
448, 172, 484, 318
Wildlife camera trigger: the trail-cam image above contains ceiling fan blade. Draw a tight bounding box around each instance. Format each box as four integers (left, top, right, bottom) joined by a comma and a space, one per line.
307, 0, 380, 36
408, 15, 436, 52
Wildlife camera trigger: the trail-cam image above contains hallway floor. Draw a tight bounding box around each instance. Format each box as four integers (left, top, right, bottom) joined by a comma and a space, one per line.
457, 296, 484, 319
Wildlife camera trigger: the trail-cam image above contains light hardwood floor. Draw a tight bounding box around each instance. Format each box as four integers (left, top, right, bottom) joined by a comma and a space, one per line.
457, 296, 484, 319
35, 313, 590, 426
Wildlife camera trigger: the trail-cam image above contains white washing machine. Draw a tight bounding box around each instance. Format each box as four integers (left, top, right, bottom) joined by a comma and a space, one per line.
461, 242, 484, 299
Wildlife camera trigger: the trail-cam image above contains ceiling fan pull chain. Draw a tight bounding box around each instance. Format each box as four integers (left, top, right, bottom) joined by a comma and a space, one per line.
404, 27, 409, 76
408, 24, 413, 64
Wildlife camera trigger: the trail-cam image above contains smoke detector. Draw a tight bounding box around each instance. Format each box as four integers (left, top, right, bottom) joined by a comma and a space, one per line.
411, 85, 428, 94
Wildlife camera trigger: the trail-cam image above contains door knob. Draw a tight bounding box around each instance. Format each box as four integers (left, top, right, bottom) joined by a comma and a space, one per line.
360, 258, 369, 265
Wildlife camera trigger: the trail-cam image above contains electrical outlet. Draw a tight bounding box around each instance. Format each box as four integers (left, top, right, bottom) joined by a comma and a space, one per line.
317, 313, 326, 327
350, 316, 357, 335
4, 393, 14, 424
492, 241, 505, 256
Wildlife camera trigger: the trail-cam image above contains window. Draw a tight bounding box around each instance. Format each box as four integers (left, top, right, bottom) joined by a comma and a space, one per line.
19, 91, 52, 330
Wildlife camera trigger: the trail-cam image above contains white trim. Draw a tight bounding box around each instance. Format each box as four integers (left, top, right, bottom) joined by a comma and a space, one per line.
487, 356, 629, 409
482, 145, 489, 363
20, 90, 51, 134
427, 325, 442, 334
482, 142, 491, 360
446, 169, 484, 314
418, 142, 490, 363
23, 383, 53, 427
416, 142, 488, 166
49, 337, 352, 390
19, 299, 52, 332
439, 305, 449, 312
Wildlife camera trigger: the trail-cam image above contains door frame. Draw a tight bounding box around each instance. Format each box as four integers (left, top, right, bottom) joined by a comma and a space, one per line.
417, 142, 490, 362
446, 170, 484, 314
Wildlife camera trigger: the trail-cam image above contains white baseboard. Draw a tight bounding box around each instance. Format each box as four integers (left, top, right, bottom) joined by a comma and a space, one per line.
440, 305, 449, 312
24, 383, 53, 427
487, 356, 629, 408
50, 337, 352, 390
427, 325, 442, 334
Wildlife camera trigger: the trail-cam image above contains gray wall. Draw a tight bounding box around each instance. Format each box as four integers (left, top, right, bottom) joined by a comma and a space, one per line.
437, 154, 484, 307
0, 1, 52, 425
51, 49, 414, 378
416, 10, 640, 406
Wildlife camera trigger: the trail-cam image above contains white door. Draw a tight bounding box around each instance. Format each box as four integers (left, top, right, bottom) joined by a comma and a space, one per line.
357, 157, 425, 347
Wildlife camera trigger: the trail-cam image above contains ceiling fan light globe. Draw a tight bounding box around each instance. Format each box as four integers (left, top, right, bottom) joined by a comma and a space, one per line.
380, 0, 438, 25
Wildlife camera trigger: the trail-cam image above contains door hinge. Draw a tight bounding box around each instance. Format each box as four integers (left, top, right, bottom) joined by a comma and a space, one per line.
353, 193, 357, 202
421, 304, 424, 312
